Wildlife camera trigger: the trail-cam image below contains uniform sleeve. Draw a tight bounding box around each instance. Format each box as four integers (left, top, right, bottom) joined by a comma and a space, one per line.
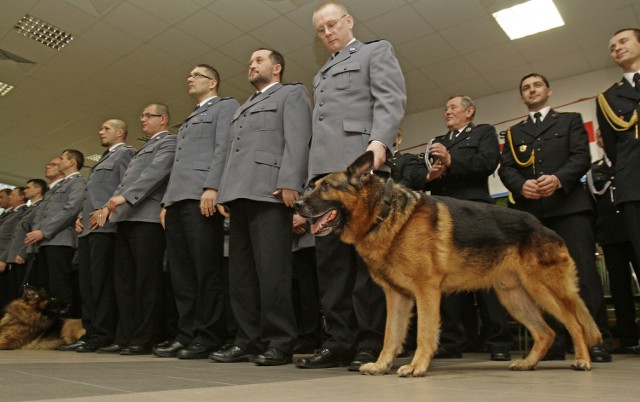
553, 113, 591, 194
448, 125, 500, 177
498, 127, 527, 196
595, 97, 618, 164
277, 86, 312, 192
41, 178, 86, 240
203, 99, 239, 190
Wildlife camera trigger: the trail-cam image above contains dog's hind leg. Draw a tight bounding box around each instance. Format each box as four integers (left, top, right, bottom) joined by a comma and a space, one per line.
396, 282, 441, 377
494, 285, 554, 371
360, 287, 413, 375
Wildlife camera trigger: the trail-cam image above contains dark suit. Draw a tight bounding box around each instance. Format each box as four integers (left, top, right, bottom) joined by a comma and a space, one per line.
588, 157, 639, 347
0, 204, 29, 309
33, 173, 86, 312
408, 124, 511, 353
111, 131, 175, 347
162, 96, 239, 348
78, 143, 135, 345
217, 83, 311, 354
309, 39, 406, 356
499, 110, 611, 350
597, 77, 640, 284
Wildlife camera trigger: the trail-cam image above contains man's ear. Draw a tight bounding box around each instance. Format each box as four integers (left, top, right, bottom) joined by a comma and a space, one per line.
347, 151, 374, 177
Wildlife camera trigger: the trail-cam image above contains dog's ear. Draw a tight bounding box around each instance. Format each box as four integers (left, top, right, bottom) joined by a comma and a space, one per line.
347, 151, 375, 177
23, 286, 36, 299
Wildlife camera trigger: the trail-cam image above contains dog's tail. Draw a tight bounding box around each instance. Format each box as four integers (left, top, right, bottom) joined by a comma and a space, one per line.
574, 299, 603, 347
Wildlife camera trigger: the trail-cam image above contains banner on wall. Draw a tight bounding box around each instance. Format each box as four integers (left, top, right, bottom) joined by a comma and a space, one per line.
403, 96, 601, 199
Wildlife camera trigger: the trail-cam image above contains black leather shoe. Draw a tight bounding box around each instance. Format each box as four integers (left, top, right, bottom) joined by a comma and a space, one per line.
56, 339, 86, 351
254, 347, 292, 366
177, 343, 215, 359
76, 341, 103, 353
348, 348, 377, 371
295, 348, 351, 369
153, 341, 187, 358
120, 345, 151, 355
434, 346, 462, 359
490, 347, 511, 361
590, 346, 612, 363
209, 345, 256, 363
96, 344, 123, 354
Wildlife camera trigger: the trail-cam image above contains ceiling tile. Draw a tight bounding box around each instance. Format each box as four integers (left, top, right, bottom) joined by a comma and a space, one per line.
530, 52, 594, 82
441, 16, 508, 54
195, 48, 248, 79
251, 16, 314, 53
30, 0, 99, 34
218, 34, 267, 65
421, 57, 479, 85
512, 27, 580, 62
396, 33, 458, 68
210, 0, 281, 31
82, 21, 144, 56
153, 27, 211, 62
344, 0, 409, 22
58, 36, 121, 70
362, 5, 432, 45
482, 65, 537, 93
438, 76, 495, 100
403, 69, 438, 95
411, 0, 487, 30
463, 43, 527, 75
177, 7, 243, 47
103, 2, 170, 41
132, 0, 202, 24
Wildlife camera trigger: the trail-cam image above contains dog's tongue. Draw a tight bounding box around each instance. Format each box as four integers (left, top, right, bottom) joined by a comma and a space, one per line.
311, 210, 336, 234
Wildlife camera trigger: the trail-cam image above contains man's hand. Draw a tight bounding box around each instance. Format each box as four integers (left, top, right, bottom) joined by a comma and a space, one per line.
366, 141, 387, 170
426, 160, 445, 182
0, 261, 6, 273
292, 213, 308, 235
160, 208, 166, 229
428, 142, 452, 168
200, 189, 219, 217
15, 256, 25, 265
537, 175, 560, 198
75, 216, 83, 234
106, 195, 127, 214
216, 204, 230, 218
273, 189, 300, 208
521, 179, 541, 199
25, 230, 45, 245
90, 207, 111, 229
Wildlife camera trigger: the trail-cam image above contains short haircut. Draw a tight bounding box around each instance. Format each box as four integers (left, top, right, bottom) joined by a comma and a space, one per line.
613, 28, 640, 43
27, 178, 48, 195
448, 95, 476, 118
146, 103, 171, 123
197, 64, 221, 90
63, 149, 85, 170
13, 186, 26, 199
0, 188, 10, 196
109, 119, 128, 139
314, 1, 349, 18
519, 73, 550, 94
255, 48, 286, 81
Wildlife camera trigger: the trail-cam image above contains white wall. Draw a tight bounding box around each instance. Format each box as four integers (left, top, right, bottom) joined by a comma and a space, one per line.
399, 66, 623, 197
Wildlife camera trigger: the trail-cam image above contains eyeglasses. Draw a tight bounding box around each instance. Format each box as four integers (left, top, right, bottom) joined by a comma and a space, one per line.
316, 14, 347, 35
188, 72, 214, 80
139, 113, 163, 120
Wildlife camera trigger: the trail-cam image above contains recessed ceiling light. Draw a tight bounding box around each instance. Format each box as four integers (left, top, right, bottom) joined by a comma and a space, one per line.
13, 14, 74, 51
492, 0, 564, 40
0, 82, 14, 96
85, 154, 102, 162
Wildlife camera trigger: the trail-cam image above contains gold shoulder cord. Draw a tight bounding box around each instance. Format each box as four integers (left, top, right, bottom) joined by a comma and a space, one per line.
505, 127, 534, 205
597, 93, 639, 139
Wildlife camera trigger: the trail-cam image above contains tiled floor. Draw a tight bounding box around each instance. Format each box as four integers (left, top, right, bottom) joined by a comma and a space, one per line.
1, 351, 639, 401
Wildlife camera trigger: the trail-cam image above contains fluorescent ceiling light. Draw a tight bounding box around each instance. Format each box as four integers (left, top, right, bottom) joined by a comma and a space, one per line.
493, 0, 564, 40
13, 14, 74, 51
85, 154, 102, 162
0, 82, 14, 96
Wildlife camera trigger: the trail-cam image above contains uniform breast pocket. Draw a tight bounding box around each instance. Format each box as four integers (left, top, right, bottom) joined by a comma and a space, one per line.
91, 162, 115, 183
249, 102, 278, 131
252, 150, 281, 196
332, 62, 361, 91
189, 114, 214, 138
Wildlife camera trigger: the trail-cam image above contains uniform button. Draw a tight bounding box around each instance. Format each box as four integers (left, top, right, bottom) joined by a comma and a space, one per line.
538, 159, 543, 163
237, 137, 241, 140
239, 125, 243, 129
537, 148, 541, 151
536, 138, 541, 141
244, 113, 247, 117
236, 148, 240, 152
178, 147, 182, 150
362, 128, 367, 133
319, 102, 324, 106
319, 116, 324, 121
320, 88, 325, 92
323, 75, 327, 79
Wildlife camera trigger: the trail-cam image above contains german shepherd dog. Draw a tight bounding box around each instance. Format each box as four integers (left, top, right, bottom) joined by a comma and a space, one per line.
295, 151, 601, 377
0, 286, 85, 350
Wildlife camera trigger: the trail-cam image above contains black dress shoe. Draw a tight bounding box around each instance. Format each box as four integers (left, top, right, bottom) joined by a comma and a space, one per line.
56, 339, 86, 351
348, 348, 377, 371
433, 346, 462, 359
177, 343, 215, 359
590, 346, 612, 363
490, 347, 511, 361
295, 348, 352, 369
76, 341, 104, 353
153, 341, 187, 358
120, 345, 151, 355
254, 347, 292, 366
209, 345, 256, 362
96, 344, 123, 354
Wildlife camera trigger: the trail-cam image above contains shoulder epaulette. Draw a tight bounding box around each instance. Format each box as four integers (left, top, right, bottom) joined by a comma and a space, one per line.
364, 39, 383, 44
283, 82, 303, 86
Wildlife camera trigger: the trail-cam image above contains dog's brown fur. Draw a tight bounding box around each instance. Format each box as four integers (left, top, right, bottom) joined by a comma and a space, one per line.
0, 287, 85, 350
296, 151, 602, 377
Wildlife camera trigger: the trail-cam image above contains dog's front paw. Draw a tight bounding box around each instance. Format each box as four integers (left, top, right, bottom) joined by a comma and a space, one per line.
509, 359, 537, 371
570, 359, 591, 371
359, 362, 390, 375
397, 363, 429, 377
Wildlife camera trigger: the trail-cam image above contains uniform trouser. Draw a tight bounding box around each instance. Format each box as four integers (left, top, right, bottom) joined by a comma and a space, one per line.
38, 245, 75, 312
227, 199, 297, 354
165, 200, 226, 347
78, 233, 117, 345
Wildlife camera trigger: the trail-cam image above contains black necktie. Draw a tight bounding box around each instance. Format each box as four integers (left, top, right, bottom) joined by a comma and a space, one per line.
534, 112, 542, 127
449, 130, 459, 141
250, 92, 260, 101
633, 73, 640, 92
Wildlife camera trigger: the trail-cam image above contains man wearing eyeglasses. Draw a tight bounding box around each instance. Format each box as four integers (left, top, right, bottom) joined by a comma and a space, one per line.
93, 104, 176, 355
297, 1, 406, 371
154, 65, 239, 359
211, 48, 311, 366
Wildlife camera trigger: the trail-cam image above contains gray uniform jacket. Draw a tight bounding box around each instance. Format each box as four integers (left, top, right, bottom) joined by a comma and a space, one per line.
80, 143, 136, 237
162, 97, 239, 207
33, 173, 87, 248
2, 201, 41, 262
0, 204, 29, 262
217, 83, 312, 204
309, 39, 406, 178
110, 132, 176, 224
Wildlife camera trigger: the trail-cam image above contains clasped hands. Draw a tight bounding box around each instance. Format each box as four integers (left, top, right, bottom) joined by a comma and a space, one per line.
521, 175, 561, 199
